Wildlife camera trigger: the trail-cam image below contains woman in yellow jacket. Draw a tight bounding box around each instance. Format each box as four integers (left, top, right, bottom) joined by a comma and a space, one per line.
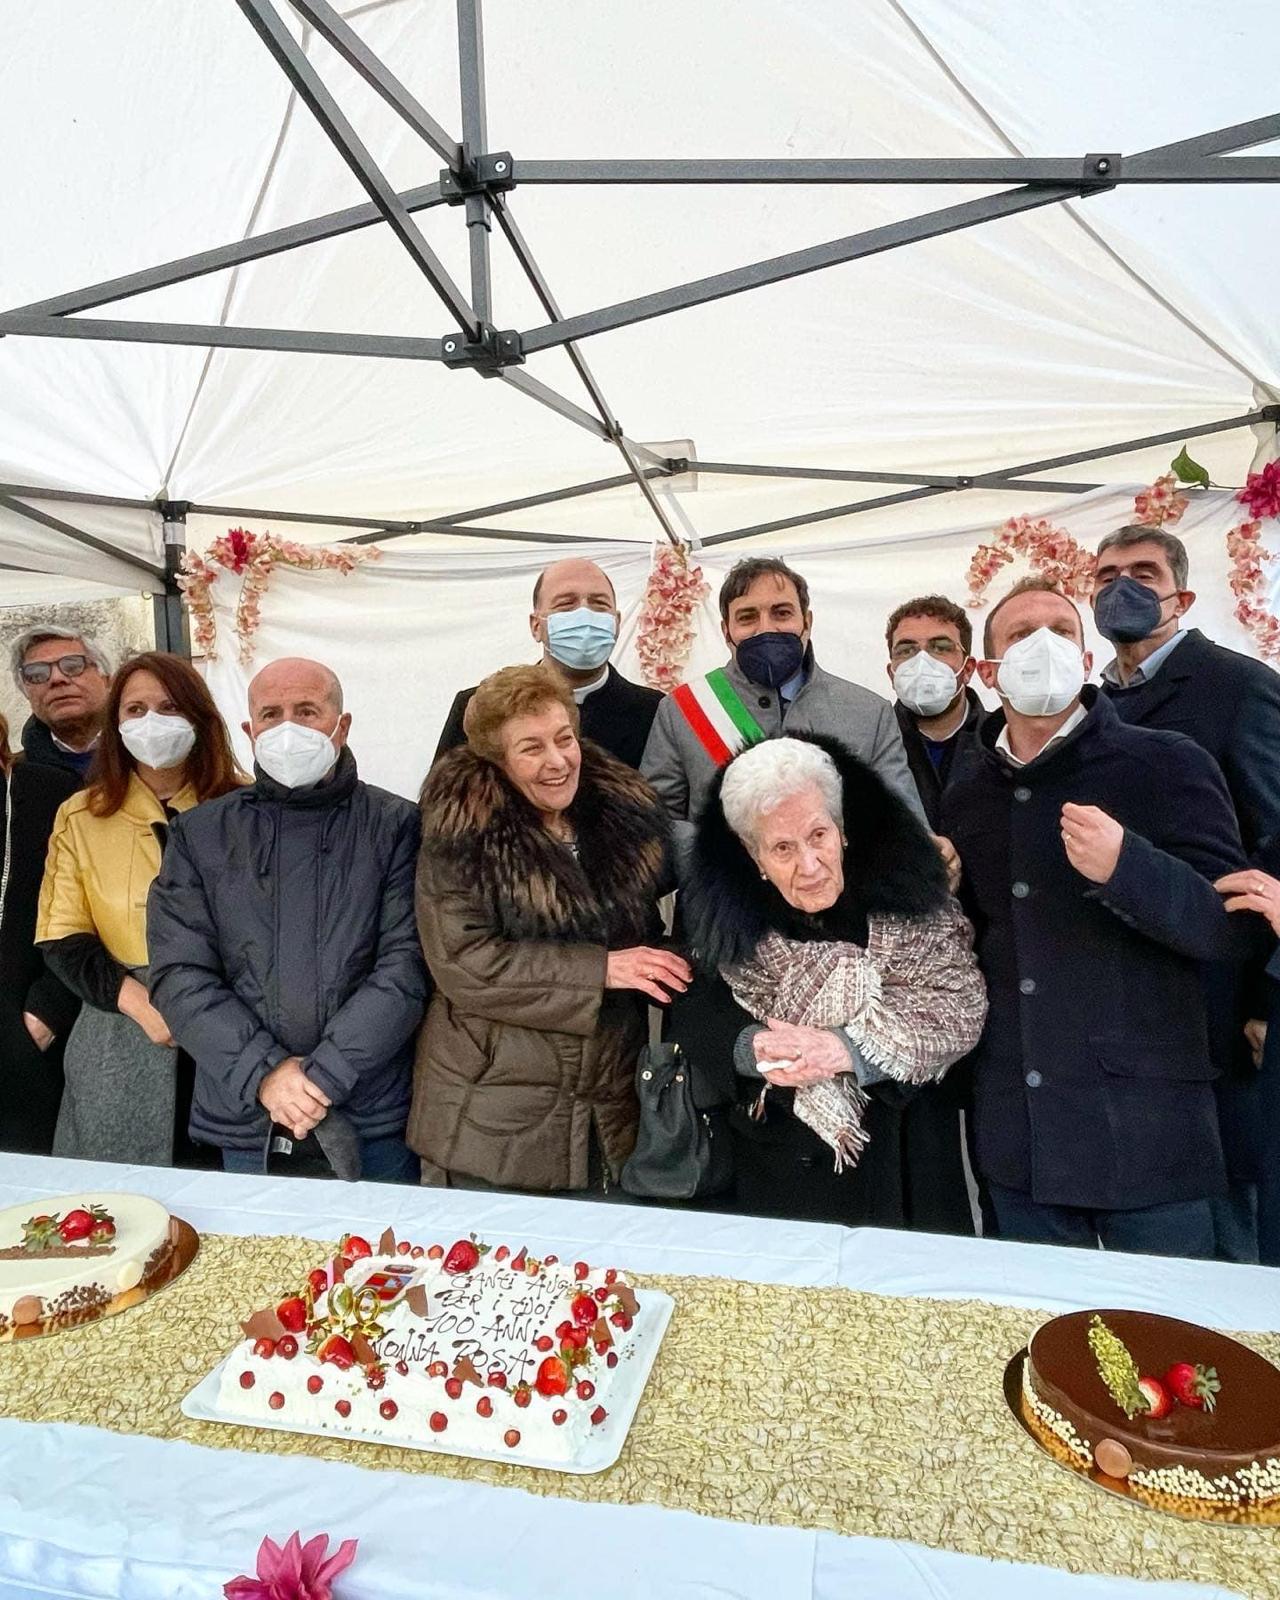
37, 651, 244, 1164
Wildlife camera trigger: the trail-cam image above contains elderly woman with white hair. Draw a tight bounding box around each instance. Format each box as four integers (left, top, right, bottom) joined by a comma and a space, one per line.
682, 734, 987, 1227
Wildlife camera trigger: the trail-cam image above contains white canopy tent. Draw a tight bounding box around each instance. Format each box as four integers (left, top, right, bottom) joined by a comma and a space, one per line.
2, 0, 1279, 791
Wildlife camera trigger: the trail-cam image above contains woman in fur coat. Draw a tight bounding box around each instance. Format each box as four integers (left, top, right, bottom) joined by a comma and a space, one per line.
409, 663, 689, 1193
682, 733, 987, 1227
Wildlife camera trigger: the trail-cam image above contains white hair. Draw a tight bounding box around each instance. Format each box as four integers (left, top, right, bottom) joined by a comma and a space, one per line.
720, 738, 843, 848
10, 626, 113, 688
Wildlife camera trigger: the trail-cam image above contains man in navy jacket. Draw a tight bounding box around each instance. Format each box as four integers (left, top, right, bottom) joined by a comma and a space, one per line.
943, 580, 1249, 1255
148, 659, 428, 1180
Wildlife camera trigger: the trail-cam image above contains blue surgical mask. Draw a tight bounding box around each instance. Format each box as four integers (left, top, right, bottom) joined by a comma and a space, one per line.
736, 630, 806, 689
1093, 575, 1174, 645
544, 607, 617, 671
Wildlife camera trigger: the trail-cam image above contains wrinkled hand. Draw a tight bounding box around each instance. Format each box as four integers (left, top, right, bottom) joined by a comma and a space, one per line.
258, 1056, 330, 1140
1215, 869, 1280, 938
932, 834, 962, 893
605, 946, 692, 1005
754, 1017, 850, 1087
1244, 1018, 1268, 1071
117, 974, 174, 1047
1061, 803, 1124, 885
22, 1012, 55, 1053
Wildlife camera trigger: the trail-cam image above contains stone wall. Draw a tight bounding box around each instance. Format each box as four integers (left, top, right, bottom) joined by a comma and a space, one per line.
0, 596, 154, 752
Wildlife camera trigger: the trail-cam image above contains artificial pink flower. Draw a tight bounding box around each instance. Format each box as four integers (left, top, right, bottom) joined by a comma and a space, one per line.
1239, 460, 1280, 522
224, 1531, 358, 1600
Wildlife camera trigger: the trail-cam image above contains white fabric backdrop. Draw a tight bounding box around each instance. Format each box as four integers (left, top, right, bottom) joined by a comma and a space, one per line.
0, 1154, 1271, 1600
198, 482, 1274, 798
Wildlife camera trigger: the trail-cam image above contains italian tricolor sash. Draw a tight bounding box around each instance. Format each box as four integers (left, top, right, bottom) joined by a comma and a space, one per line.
672, 668, 765, 766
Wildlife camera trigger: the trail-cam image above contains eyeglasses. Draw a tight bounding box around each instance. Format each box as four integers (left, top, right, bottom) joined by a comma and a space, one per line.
889, 639, 964, 663
20, 654, 92, 685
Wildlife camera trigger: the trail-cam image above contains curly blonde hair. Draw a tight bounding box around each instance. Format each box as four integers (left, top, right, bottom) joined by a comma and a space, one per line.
463, 662, 579, 763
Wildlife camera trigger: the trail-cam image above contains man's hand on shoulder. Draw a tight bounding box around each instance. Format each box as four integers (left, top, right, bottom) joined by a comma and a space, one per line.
258, 1056, 330, 1139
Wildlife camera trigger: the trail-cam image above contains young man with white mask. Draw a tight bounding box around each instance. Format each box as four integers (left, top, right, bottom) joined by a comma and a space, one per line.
433, 557, 662, 771
148, 658, 429, 1181
884, 595, 985, 832
941, 578, 1253, 1256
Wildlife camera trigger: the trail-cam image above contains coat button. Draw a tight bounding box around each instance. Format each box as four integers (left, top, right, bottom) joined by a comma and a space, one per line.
1025, 1070, 1043, 1088
1019, 978, 1037, 995
758, 696, 770, 708
1012, 880, 1030, 898
1014, 786, 1031, 802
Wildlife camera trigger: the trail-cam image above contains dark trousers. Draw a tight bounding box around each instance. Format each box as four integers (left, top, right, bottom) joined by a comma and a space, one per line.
222, 1132, 418, 1183
988, 1183, 1215, 1258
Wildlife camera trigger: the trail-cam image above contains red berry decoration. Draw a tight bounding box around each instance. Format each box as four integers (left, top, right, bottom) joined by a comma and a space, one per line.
307, 1375, 324, 1395
476, 1395, 494, 1418
494, 1245, 510, 1262
428, 1360, 448, 1378
307, 1268, 329, 1297
593, 1287, 609, 1303
58, 1208, 95, 1243
239, 1371, 255, 1390
604, 1268, 617, 1285
276, 1335, 298, 1360
365, 1367, 386, 1391
564, 1325, 589, 1350
445, 1377, 463, 1399
276, 1296, 307, 1333
1163, 1362, 1221, 1412
552, 1409, 567, 1426
426, 1244, 444, 1260
89, 1219, 116, 1243
442, 1238, 483, 1275
609, 1311, 632, 1331
340, 1233, 372, 1262
544, 1254, 559, 1265
503, 1429, 521, 1448
510, 1248, 527, 1272
555, 1320, 574, 1341
317, 1334, 356, 1369
335, 1399, 352, 1417
590, 1405, 607, 1426
535, 1335, 554, 1352
395, 1360, 409, 1376
429, 1411, 448, 1433
252, 1337, 276, 1359
576, 1380, 595, 1401
379, 1399, 398, 1420
410, 1245, 424, 1259
574, 1262, 589, 1281
1137, 1375, 1174, 1420
487, 1370, 507, 1389
606, 1352, 619, 1369
570, 1293, 597, 1328
268, 1392, 285, 1411
535, 1356, 570, 1397
513, 1385, 532, 1409
397, 1240, 412, 1256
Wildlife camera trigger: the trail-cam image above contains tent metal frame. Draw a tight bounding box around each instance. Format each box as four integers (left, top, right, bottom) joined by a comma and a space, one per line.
1, 0, 1278, 651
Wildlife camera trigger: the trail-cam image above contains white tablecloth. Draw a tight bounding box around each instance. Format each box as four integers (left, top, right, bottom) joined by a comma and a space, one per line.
0, 1154, 1275, 1600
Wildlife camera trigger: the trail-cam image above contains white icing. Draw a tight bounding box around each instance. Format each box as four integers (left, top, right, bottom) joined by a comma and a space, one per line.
0, 1194, 170, 1321
216, 1246, 642, 1461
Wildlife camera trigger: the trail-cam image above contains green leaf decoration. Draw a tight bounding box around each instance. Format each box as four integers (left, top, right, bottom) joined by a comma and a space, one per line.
1087, 1314, 1146, 1419
1171, 446, 1210, 489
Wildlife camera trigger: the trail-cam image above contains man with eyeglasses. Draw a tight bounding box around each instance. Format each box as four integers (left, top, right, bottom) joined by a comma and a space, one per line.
10, 628, 112, 781
884, 595, 985, 831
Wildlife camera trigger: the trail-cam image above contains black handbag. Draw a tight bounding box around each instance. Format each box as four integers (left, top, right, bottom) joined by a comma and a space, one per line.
620, 1042, 733, 1201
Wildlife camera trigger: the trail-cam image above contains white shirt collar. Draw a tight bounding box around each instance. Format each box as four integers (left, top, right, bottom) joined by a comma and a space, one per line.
571, 668, 610, 704
995, 702, 1088, 768
1101, 627, 1187, 688
51, 729, 99, 756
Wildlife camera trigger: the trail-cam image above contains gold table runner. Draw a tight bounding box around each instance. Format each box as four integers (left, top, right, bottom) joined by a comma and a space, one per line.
3, 1232, 1278, 1596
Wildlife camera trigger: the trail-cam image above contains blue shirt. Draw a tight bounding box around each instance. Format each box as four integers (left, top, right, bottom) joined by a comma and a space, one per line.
1102, 628, 1187, 689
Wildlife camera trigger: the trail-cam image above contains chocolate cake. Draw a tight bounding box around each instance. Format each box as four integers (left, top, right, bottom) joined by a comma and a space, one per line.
1023, 1309, 1280, 1516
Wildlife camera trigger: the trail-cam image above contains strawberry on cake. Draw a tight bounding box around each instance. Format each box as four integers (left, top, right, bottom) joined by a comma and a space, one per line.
0, 1193, 175, 1334
215, 1229, 644, 1462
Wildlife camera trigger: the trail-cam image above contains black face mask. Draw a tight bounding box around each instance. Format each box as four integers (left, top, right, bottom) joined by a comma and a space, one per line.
1093, 575, 1175, 644
735, 631, 806, 688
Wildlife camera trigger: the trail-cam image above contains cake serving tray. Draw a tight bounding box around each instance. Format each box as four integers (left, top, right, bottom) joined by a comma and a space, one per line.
1003, 1349, 1280, 1528
1, 1216, 199, 1343
182, 1287, 673, 1476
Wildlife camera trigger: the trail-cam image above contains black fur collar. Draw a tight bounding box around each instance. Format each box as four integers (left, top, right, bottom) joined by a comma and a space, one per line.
682, 732, 947, 970
420, 740, 668, 945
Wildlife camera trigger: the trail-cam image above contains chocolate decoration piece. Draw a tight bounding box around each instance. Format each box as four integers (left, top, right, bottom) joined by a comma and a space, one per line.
453, 1355, 482, 1387
11, 1295, 42, 1325
240, 1307, 287, 1341
404, 1284, 429, 1318
1094, 1438, 1133, 1479
610, 1282, 639, 1317
351, 1331, 378, 1367
377, 1226, 396, 1256
592, 1316, 613, 1348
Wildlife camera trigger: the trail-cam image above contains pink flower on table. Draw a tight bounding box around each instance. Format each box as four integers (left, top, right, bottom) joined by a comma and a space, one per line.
1239, 460, 1280, 522
224, 1531, 358, 1600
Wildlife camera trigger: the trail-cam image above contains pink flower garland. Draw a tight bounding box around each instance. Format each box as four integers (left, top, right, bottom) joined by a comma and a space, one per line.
1131, 472, 1190, 528
179, 528, 379, 664
964, 514, 1096, 609
635, 540, 710, 690
1227, 461, 1280, 662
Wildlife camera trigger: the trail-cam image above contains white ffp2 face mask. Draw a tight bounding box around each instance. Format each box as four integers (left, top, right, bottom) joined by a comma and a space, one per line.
118, 711, 197, 770
892, 651, 960, 718
994, 627, 1086, 717
254, 720, 338, 789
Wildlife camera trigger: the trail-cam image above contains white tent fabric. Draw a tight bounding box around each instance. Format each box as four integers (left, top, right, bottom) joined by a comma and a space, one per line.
198, 483, 1266, 797
2, 0, 1279, 582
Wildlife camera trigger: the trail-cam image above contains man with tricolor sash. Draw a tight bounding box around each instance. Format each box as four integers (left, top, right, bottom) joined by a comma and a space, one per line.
642, 557, 923, 833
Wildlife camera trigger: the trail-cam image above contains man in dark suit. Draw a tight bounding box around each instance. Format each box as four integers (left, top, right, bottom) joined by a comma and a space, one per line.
943, 578, 1249, 1255
433, 557, 661, 770
884, 594, 985, 832
1094, 522, 1280, 1262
